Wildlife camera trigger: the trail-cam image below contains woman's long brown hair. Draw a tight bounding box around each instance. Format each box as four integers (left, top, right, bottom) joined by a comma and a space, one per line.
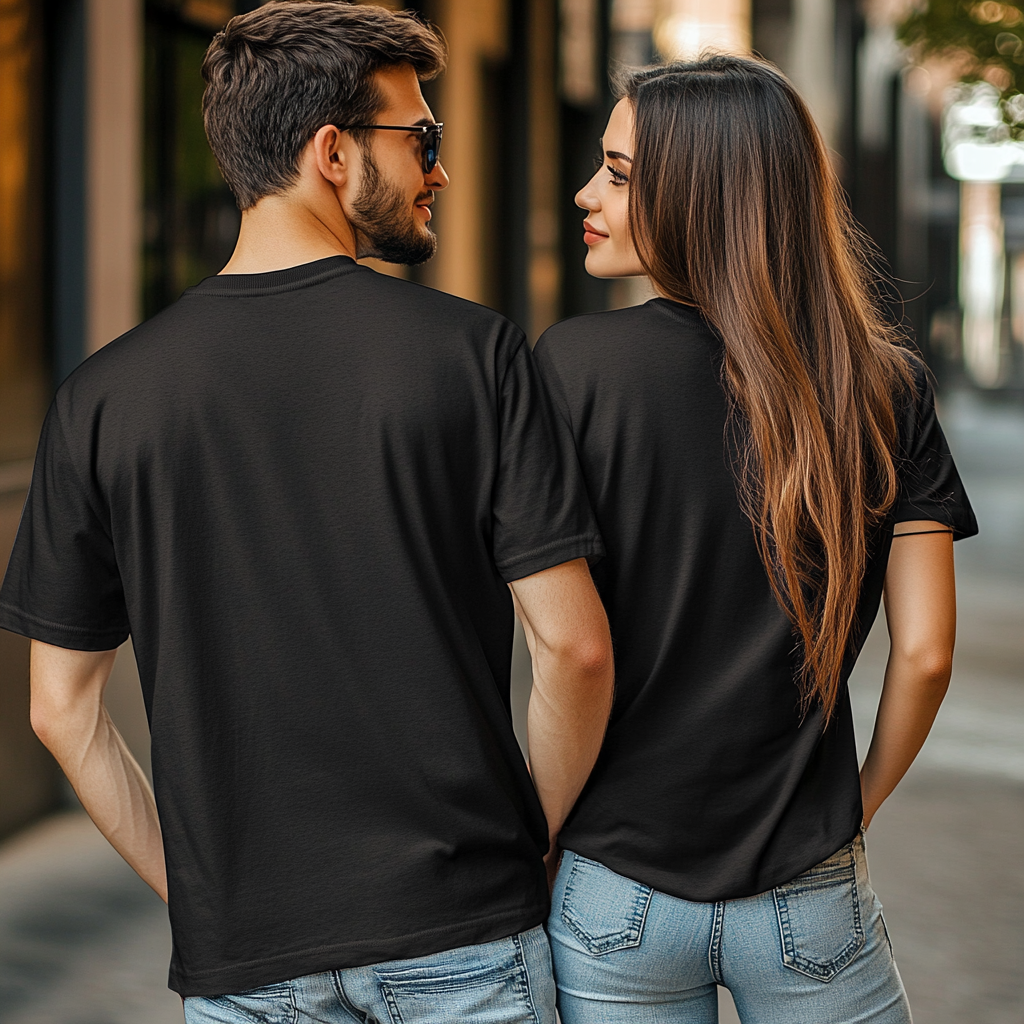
624, 56, 914, 723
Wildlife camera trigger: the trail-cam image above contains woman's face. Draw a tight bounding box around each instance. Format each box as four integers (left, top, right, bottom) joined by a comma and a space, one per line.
575, 99, 646, 279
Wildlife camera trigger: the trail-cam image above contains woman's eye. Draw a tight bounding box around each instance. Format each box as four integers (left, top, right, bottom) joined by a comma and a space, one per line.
607, 166, 629, 185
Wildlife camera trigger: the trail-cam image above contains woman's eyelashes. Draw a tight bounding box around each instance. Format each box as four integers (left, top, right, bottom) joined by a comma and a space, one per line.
607, 165, 629, 186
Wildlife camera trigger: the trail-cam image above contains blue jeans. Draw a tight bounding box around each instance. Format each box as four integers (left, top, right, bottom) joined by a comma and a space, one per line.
548, 834, 911, 1024
183, 925, 555, 1024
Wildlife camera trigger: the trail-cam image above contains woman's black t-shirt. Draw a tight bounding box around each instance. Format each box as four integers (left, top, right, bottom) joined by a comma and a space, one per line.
534, 298, 978, 902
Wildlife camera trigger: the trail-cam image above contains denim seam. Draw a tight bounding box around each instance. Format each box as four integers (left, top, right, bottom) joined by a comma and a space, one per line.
513, 931, 542, 1023
380, 983, 405, 1024
773, 843, 866, 983
879, 913, 895, 960
708, 902, 725, 984
328, 972, 372, 1024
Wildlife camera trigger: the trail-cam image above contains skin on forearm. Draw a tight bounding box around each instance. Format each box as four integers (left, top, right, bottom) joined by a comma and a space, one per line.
523, 625, 614, 841
860, 522, 956, 828
30, 641, 168, 902
509, 559, 615, 846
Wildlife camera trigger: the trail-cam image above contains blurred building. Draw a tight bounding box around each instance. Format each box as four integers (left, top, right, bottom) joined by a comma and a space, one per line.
0, 0, 1007, 837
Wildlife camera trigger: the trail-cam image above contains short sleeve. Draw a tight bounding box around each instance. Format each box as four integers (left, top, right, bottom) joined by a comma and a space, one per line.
0, 402, 130, 650
491, 337, 604, 582
893, 368, 978, 540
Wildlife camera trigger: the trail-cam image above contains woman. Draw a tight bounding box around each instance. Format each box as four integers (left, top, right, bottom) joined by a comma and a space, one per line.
532, 56, 977, 1023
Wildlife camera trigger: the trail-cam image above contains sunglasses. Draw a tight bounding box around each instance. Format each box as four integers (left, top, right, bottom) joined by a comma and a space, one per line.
342, 122, 444, 173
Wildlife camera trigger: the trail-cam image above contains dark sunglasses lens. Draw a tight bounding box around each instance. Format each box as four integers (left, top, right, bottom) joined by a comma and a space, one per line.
423, 128, 440, 171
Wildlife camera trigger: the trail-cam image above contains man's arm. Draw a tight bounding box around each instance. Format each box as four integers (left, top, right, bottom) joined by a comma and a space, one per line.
509, 558, 614, 863
30, 641, 167, 901
860, 521, 956, 829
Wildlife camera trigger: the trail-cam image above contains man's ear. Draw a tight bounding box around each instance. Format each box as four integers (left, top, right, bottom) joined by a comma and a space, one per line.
310, 124, 349, 188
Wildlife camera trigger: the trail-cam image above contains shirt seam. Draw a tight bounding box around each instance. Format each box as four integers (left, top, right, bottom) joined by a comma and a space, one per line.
0, 601, 127, 638
532, 340, 578, 438
494, 532, 603, 572
496, 332, 529, 396
646, 296, 714, 334
183, 261, 365, 298
172, 902, 548, 980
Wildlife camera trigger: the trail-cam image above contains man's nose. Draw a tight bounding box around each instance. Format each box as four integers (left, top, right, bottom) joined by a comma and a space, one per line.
427, 160, 449, 191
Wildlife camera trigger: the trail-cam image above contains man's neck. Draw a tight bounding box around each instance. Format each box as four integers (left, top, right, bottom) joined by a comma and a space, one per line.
220, 193, 358, 275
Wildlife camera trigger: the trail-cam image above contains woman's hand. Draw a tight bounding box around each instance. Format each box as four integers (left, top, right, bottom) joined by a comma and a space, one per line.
544, 840, 563, 896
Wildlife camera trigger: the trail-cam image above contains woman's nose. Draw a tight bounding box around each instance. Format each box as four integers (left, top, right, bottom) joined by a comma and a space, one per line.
575, 181, 598, 212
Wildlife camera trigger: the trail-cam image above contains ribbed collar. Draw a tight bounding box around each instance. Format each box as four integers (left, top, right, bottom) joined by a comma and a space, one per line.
186, 256, 362, 298
648, 297, 713, 332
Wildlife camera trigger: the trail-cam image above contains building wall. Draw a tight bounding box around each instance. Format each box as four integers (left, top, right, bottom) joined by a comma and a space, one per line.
0, 0, 60, 839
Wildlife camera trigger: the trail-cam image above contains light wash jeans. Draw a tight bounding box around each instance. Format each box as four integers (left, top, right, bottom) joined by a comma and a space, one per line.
548, 833, 912, 1024
183, 924, 555, 1024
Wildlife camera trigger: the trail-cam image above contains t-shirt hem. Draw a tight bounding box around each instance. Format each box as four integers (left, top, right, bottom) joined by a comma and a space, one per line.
496, 534, 605, 583
0, 602, 128, 651
561, 820, 863, 904
167, 903, 549, 997
892, 502, 978, 541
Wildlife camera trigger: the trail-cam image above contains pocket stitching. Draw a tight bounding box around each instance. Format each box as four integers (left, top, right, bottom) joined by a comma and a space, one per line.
773, 844, 866, 983
378, 949, 534, 1024
560, 855, 653, 956
210, 983, 297, 1024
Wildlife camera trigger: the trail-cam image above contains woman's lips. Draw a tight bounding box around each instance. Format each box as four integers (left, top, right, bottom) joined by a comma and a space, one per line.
583, 222, 608, 246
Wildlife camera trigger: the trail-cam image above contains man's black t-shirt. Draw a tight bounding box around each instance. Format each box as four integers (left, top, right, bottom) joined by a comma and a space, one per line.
0, 257, 603, 996
534, 298, 977, 903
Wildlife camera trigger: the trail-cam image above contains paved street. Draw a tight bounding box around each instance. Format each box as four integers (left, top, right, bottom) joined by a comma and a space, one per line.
0, 388, 1021, 1024
845, 389, 1024, 1024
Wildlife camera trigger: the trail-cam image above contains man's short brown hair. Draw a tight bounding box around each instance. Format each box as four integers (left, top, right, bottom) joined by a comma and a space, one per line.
202, 1, 447, 210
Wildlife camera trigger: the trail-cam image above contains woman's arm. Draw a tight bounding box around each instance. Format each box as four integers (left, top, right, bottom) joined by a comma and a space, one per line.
859, 520, 956, 828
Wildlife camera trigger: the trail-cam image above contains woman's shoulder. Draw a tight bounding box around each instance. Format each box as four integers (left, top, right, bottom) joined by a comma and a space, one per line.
537, 298, 711, 356
538, 303, 649, 344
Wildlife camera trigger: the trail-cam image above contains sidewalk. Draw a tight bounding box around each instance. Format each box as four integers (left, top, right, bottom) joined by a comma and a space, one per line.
0, 813, 181, 1024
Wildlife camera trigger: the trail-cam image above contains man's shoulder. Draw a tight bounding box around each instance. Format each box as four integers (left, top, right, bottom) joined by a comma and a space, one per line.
57, 304, 178, 385
360, 272, 524, 337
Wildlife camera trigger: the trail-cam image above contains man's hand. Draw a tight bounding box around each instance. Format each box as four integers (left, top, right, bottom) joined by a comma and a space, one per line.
509, 558, 614, 858
30, 641, 168, 902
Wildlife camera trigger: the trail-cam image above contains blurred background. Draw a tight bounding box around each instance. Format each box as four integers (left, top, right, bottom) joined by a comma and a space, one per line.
0, 0, 1021, 1021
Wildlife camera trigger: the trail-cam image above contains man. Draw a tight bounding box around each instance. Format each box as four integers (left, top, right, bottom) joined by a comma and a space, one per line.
0, 4, 613, 1020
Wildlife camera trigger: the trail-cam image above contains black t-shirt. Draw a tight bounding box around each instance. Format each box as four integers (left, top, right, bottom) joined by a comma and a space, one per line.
0, 257, 603, 996
534, 298, 977, 903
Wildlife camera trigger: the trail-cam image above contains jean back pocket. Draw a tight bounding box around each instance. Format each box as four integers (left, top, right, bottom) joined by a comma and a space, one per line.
192, 983, 296, 1024
773, 840, 866, 983
373, 932, 546, 1024
560, 853, 653, 956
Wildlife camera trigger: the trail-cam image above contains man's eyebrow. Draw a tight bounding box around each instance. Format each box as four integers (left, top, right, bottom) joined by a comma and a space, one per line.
605, 150, 633, 163
414, 117, 434, 127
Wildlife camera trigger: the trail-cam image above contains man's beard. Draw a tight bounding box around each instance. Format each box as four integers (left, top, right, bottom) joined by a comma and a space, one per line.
350, 151, 437, 266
